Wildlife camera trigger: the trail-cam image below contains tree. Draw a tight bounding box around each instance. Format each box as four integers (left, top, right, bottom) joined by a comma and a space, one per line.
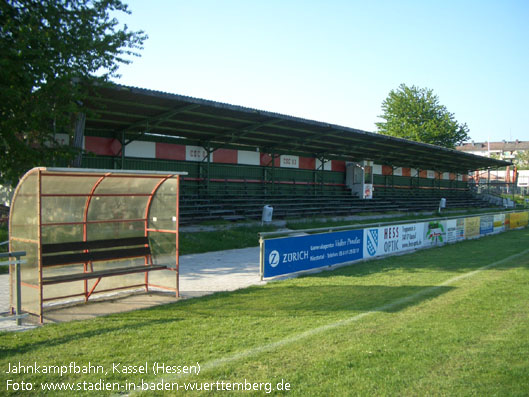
376, 84, 470, 149
514, 150, 529, 170
0, 0, 147, 186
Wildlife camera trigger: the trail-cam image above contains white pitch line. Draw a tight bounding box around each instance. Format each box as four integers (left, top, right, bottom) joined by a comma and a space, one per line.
127, 247, 529, 395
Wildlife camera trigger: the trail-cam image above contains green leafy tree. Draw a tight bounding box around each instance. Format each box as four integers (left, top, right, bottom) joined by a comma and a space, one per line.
0, 0, 147, 186
514, 150, 529, 170
376, 84, 470, 149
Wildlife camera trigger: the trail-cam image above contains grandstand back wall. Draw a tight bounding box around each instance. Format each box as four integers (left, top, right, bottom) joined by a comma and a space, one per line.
82, 137, 470, 193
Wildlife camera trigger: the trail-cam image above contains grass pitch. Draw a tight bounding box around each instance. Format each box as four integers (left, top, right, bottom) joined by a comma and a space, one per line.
1, 228, 528, 396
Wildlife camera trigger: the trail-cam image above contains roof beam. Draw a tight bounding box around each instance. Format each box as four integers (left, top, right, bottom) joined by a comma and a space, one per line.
118, 104, 201, 135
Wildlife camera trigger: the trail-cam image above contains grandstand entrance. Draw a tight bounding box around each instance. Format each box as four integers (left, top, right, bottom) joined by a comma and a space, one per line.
346, 162, 374, 199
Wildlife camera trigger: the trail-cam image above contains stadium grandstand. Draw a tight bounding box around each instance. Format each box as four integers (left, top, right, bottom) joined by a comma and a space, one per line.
65, 83, 511, 224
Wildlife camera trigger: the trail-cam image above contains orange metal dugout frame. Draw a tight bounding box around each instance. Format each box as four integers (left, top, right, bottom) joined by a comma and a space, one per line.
9, 168, 186, 322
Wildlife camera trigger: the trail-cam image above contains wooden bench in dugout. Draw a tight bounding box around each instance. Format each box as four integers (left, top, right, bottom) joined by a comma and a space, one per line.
41, 236, 169, 299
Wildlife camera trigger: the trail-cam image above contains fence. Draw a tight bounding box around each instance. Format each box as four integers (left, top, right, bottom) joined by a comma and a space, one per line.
0, 250, 27, 325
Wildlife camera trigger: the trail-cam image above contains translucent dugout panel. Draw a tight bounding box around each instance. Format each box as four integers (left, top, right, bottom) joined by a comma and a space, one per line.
9, 239, 39, 314
9, 168, 185, 321
148, 268, 178, 292
43, 276, 85, 301
95, 175, 161, 195
149, 178, 178, 232
41, 196, 87, 225
86, 221, 146, 240
149, 232, 178, 266
148, 178, 178, 269
10, 171, 38, 242
41, 175, 101, 195
41, 224, 83, 245
87, 196, 149, 222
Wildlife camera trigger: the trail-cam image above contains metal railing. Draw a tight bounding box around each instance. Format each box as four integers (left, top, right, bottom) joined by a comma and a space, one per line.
258, 209, 525, 239
0, 249, 27, 326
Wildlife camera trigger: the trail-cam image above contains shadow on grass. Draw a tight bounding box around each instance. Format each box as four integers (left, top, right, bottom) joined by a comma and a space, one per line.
180, 284, 455, 318
0, 283, 453, 359
0, 315, 181, 358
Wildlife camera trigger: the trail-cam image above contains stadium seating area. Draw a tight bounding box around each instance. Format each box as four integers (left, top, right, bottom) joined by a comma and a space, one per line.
373, 187, 492, 212
0, 182, 500, 227
179, 181, 495, 224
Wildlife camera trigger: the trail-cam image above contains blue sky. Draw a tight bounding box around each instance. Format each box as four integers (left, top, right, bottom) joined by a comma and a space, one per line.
113, 0, 529, 143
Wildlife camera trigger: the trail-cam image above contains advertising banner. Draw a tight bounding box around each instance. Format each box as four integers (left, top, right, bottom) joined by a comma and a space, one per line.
493, 214, 505, 234
261, 211, 527, 279
423, 220, 447, 247
263, 230, 363, 278
509, 211, 529, 229
465, 216, 480, 239
363, 223, 424, 258
364, 184, 373, 199
446, 218, 465, 243
480, 215, 494, 236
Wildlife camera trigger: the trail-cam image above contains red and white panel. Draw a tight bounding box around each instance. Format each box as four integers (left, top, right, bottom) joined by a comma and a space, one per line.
85, 136, 121, 156
84, 140, 464, 181
213, 148, 238, 164
280, 155, 299, 168
186, 146, 212, 162
156, 143, 186, 160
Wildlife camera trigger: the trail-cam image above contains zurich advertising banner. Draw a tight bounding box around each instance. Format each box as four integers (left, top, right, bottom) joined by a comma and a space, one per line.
263, 230, 363, 278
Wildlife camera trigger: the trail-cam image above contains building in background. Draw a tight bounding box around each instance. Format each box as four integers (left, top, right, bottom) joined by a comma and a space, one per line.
458, 141, 529, 194
457, 140, 529, 165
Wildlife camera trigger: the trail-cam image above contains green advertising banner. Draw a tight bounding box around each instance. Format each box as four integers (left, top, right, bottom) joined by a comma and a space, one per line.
423, 220, 446, 247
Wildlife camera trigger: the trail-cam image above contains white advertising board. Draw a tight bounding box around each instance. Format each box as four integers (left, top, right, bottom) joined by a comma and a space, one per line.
493, 214, 506, 233
364, 223, 424, 258
423, 220, 447, 247
446, 219, 465, 243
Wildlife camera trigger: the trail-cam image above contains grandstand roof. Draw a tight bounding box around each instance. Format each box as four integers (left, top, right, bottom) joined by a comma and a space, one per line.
84, 84, 511, 173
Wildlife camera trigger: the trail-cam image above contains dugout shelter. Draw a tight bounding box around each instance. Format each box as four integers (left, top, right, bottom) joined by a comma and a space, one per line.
9, 167, 186, 322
